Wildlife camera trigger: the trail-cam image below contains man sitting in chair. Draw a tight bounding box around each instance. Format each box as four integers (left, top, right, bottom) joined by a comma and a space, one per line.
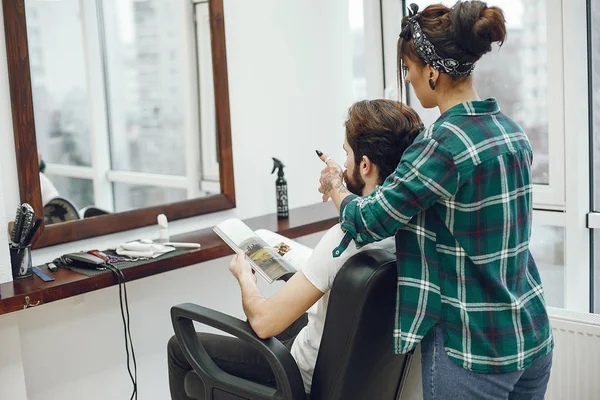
168, 99, 424, 398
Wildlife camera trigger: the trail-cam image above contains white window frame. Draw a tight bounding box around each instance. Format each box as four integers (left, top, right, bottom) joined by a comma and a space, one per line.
381, 0, 403, 101
361, 0, 385, 99
531, 209, 566, 308
562, 0, 591, 312
39, 0, 215, 212
195, 1, 220, 188
537, 0, 567, 210
586, 0, 599, 311
81, 0, 113, 211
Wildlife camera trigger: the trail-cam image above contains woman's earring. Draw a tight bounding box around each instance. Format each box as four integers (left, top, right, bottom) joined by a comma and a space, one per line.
429, 79, 436, 91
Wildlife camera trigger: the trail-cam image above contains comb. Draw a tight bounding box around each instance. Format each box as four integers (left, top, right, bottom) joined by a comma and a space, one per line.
11, 205, 23, 244
21, 218, 42, 248
19, 209, 36, 247
22, 203, 34, 216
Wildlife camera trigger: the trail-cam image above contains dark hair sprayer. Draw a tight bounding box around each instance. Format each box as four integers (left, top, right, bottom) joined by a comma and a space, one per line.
271, 157, 288, 219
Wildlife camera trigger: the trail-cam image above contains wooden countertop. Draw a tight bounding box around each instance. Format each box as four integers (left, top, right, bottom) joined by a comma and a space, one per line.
0, 203, 338, 316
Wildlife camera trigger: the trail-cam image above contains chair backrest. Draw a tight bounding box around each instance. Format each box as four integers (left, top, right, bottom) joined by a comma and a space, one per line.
309, 249, 409, 400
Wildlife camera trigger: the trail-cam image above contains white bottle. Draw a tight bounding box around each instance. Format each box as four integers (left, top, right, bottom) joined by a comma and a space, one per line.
157, 214, 169, 243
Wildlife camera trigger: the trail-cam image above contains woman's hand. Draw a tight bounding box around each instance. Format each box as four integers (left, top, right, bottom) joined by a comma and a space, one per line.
229, 250, 256, 283
317, 152, 344, 202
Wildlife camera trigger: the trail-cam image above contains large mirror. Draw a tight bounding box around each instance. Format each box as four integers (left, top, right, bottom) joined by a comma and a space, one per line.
4, 0, 235, 248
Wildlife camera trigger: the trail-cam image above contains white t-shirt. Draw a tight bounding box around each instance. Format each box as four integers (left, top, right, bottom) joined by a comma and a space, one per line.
289, 224, 395, 392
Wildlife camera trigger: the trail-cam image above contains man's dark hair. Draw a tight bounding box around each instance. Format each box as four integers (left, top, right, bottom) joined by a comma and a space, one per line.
345, 100, 424, 184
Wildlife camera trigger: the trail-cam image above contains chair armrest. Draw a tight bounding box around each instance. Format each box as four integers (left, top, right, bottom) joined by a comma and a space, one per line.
171, 303, 305, 400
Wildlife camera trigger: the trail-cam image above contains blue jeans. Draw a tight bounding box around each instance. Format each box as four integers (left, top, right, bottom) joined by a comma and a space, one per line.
421, 325, 553, 400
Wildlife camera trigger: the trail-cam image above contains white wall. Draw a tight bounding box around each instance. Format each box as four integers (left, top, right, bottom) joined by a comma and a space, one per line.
0, 0, 353, 398
0, 314, 28, 400
0, 0, 15, 285
0, 156, 11, 284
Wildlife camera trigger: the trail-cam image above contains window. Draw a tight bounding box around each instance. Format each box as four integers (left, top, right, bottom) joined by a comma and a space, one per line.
476, 0, 548, 185
590, 0, 600, 311
25, 0, 92, 169
476, 0, 550, 186
113, 183, 186, 212
195, 2, 219, 184
386, 0, 564, 208
530, 220, 565, 308
25, 0, 214, 214
348, 0, 384, 100
46, 175, 94, 213
349, 0, 367, 100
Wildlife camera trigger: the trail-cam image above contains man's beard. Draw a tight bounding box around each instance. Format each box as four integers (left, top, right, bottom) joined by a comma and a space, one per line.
343, 166, 365, 196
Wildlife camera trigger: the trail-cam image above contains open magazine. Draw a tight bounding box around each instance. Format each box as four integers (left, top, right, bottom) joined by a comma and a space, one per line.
214, 218, 312, 283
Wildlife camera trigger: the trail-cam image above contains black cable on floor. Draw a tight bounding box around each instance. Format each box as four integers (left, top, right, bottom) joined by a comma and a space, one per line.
105, 263, 138, 400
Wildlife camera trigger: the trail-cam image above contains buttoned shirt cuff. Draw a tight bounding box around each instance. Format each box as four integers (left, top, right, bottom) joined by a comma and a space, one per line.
333, 194, 358, 258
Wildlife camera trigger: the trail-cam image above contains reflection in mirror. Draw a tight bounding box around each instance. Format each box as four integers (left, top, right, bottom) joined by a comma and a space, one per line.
25, 0, 219, 225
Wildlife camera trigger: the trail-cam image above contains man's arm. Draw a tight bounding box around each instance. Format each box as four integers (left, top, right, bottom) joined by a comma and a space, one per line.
319, 163, 352, 212
230, 252, 323, 339
327, 180, 353, 213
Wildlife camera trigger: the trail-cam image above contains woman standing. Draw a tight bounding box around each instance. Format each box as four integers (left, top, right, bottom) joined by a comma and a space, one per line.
318, 2, 553, 399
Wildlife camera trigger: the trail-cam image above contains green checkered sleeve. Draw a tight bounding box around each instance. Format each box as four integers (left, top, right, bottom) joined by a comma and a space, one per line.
336, 137, 459, 257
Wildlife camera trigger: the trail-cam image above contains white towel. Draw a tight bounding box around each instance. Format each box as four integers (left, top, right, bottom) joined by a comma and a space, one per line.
116, 240, 176, 259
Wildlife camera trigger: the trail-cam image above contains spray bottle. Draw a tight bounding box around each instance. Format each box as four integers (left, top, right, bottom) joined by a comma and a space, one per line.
271, 157, 289, 219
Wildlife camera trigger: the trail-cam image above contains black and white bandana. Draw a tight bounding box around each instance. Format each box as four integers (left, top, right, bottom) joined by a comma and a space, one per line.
400, 3, 476, 77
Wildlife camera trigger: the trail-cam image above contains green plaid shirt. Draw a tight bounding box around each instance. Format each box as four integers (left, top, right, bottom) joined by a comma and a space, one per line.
334, 99, 553, 373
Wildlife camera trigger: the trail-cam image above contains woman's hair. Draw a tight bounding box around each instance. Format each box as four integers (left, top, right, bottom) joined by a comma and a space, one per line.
345, 100, 424, 184
399, 1, 506, 76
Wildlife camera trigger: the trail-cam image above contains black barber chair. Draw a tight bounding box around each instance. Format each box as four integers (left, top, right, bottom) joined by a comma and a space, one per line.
171, 249, 412, 400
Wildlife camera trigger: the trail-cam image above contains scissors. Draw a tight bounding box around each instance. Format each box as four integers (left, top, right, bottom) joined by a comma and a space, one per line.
107, 254, 145, 263
90, 250, 145, 264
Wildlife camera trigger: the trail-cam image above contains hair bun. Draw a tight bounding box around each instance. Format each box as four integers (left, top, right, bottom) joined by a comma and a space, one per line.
450, 1, 506, 57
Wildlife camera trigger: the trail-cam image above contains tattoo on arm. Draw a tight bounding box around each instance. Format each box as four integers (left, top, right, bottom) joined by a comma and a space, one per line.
322, 167, 342, 193
324, 179, 334, 193
334, 180, 349, 195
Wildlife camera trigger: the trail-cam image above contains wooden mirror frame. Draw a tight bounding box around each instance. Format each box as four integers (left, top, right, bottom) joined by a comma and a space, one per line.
2, 0, 235, 248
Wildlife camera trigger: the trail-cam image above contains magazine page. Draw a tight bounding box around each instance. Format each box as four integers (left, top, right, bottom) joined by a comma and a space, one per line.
213, 218, 257, 248
255, 229, 313, 272
214, 218, 296, 283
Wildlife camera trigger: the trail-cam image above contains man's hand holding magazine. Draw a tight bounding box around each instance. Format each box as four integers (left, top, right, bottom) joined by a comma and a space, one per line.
229, 249, 257, 284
